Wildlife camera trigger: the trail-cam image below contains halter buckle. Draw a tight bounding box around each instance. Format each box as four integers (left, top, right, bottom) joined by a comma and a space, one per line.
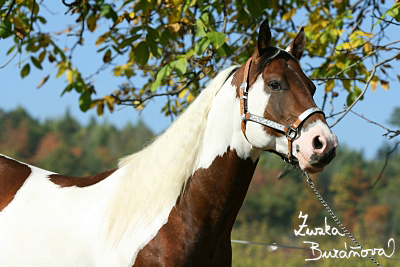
240, 82, 248, 93
285, 125, 299, 140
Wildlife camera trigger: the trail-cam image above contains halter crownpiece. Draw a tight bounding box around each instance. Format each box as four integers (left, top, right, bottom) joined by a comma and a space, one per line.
239, 56, 325, 163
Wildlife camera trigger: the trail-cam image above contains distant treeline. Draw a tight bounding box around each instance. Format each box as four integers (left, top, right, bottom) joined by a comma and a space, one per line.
1, 107, 399, 266
0, 107, 154, 176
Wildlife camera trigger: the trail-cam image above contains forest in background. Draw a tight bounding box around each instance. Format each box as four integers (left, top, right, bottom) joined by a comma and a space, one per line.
0, 106, 399, 266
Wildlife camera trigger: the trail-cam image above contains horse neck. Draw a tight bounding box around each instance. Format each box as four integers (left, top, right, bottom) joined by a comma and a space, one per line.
182, 76, 261, 234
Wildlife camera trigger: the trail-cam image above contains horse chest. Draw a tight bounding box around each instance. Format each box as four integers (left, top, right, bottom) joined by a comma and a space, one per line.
133, 151, 258, 267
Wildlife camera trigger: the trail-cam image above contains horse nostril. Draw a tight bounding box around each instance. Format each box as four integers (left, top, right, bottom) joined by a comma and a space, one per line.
313, 136, 323, 150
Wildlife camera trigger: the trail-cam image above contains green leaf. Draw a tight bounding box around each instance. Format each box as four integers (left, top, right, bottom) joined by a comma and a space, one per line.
195, 37, 210, 55
156, 63, 174, 81
196, 13, 209, 37
100, 4, 112, 17
100, 4, 118, 21
79, 91, 92, 112
75, 81, 84, 93
97, 45, 109, 53
61, 83, 74, 96
150, 79, 161, 92
346, 91, 354, 106
146, 35, 162, 58
7, 45, 16, 55
30, 56, 42, 70
174, 58, 187, 77
103, 49, 112, 63
217, 43, 232, 57
130, 27, 142, 35
21, 64, 30, 78
247, 0, 268, 18
0, 18, 12, 38
38, 16, 47, 24
206, 32, 226, 49
354, 86, 363, 101
160, 29, 171, 46
146, 26, 159, 40
134, 41, 149, 66
119, 35, 141, 49
134, 0, 153, 14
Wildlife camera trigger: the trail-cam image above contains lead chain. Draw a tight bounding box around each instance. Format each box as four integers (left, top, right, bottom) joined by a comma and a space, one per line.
304, 172, 383, 267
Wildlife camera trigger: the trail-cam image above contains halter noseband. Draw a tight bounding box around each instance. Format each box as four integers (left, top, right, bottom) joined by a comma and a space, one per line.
239, 57, 324, 163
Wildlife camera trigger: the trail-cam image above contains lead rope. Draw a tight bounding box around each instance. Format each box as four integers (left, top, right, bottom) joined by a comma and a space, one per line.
303, 172, 383, 267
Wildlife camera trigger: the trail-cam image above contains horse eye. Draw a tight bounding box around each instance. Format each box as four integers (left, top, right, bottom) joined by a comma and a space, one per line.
269, 82, 281, 90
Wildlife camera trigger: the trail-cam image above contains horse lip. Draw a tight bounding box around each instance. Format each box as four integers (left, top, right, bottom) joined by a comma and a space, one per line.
309, 147, 336, 168
309, 160, 326, 168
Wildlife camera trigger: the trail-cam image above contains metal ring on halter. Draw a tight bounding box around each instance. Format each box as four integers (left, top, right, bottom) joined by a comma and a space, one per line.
285, 125, 299, 140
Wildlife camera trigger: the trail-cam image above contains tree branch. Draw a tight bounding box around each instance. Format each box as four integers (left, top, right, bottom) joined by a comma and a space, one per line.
349, 109, 400, 139
372, 14, 400, 26
330, 52, 400, 128
370, 141, 400, 189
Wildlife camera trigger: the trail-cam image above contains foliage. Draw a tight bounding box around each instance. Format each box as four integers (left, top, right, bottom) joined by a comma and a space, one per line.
1, 107, 400, 265
1, 0, 399, 118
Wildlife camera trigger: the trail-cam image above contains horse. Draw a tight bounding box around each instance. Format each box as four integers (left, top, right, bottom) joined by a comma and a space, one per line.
0, 19, 337, 266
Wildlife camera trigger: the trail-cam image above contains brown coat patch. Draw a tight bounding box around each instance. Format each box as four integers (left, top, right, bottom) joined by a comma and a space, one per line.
0, 155, 32, 211
134, 149, 258, 266
49, 168, 117, 188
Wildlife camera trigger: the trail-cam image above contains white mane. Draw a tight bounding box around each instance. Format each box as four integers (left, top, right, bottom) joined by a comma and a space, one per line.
105, 66, 238, 244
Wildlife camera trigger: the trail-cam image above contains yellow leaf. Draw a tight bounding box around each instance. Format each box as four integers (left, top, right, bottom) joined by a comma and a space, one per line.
370, 76, 379, 92
178, 88, 188, 98
364, 42, 373, 53
341, 79, 350, 89
320, 20, 329, 27
129, 12, 136, 19
325, 79, 335, 92
87, 15, 97, 32
38, 51, 46, 63
336, 62, 346, 69
381, 80, 389, 91
112, 15, 125, 28
66, 69, 74, 83
37, 75, 49, 89
341, 42, 352, 50
104, 96, 115, 112
170, 23, 181, 32
282, 9, 296, 21
113, 66, 123, 76
96, 33, 109, 46
97, 102, 104, 117
357, 31, 373, 38
187, 92, 195, 102
56, 63, 67, 78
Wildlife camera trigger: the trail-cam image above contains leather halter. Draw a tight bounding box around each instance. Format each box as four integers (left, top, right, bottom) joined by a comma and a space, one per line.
239, 57, 324, 163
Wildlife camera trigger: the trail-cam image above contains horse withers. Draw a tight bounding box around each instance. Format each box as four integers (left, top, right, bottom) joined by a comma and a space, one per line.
0, 19, 337, 267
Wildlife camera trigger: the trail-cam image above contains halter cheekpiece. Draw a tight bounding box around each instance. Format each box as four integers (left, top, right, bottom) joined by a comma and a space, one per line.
239, 56, 325, 163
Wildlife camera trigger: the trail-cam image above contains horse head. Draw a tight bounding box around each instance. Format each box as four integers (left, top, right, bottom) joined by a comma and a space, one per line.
234, 19, 338, 173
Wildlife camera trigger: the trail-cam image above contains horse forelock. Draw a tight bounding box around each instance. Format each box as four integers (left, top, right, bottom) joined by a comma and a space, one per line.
254, 46, 299, 77
103, 66, 239, 250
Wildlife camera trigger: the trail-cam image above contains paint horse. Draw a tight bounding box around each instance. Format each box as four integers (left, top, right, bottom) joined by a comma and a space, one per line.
0, 19, 337, 267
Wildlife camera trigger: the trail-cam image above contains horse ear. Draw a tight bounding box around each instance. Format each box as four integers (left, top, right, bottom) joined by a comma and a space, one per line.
254, 19, 271, 58
285, 27, 306, 60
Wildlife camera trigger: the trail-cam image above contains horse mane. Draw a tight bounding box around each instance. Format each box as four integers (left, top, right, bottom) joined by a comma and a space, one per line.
105, 66, 238, 244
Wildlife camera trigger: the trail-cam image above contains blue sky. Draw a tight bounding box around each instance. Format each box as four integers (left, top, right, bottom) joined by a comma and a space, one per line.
0, 1, 399, 160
